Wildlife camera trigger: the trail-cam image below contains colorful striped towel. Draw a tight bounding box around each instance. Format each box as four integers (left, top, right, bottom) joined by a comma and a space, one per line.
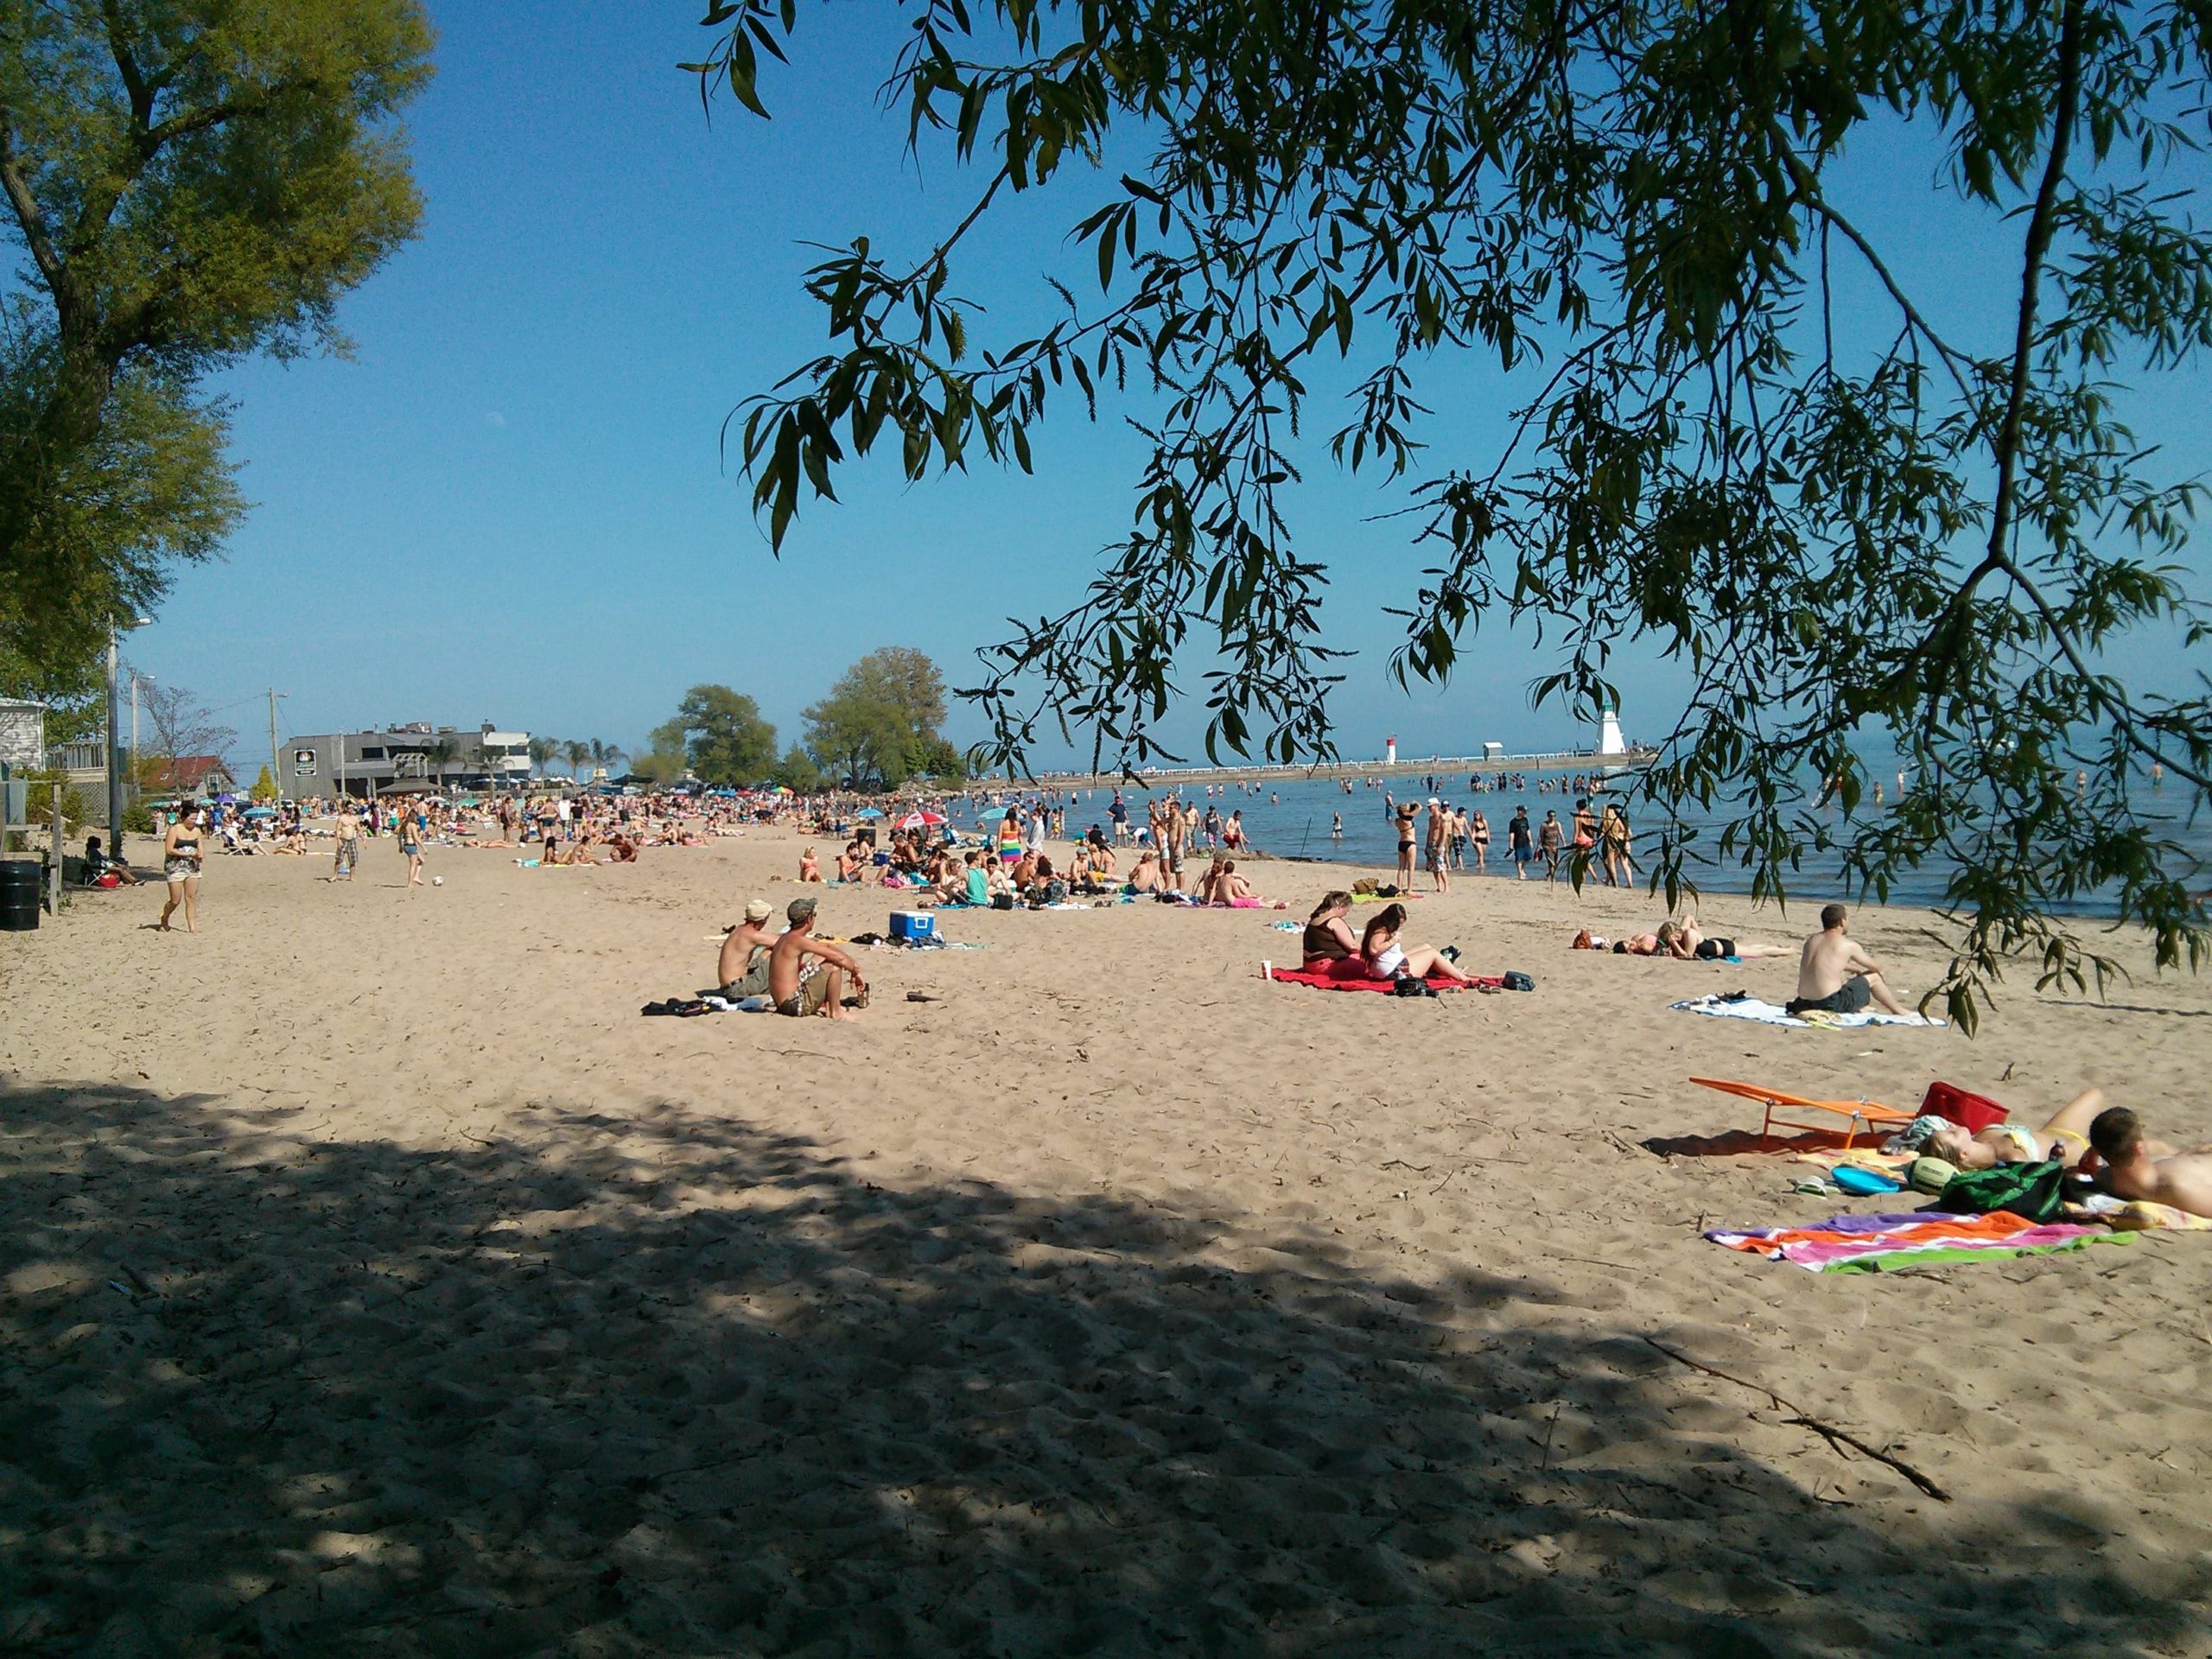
1706, 1209, 2126, 1272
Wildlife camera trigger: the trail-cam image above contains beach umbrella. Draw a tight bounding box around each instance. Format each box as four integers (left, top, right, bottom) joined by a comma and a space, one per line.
852, 807, 885, 819
243, 805, 277, 818
895, 810, 947, 830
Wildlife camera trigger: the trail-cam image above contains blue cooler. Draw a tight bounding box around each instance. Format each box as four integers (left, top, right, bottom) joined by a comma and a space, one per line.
889, 910, 936, 943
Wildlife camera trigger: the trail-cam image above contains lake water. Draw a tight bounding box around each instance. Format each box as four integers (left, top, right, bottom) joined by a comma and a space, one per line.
949, 766, 2209, 919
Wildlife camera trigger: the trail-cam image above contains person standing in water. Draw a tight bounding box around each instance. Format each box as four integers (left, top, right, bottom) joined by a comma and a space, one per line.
1384, 791, 1419, 887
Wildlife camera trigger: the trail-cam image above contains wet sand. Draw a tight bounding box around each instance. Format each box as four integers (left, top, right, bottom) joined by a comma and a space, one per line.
3, 826, 2209, 1655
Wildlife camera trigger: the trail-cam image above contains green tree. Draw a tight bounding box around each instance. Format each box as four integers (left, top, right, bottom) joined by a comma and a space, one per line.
0, 0, 431, 677
248, 764, 277, 803
0, 317, 244, 685
562, 739, 590, 780
590, 737, 625, 778
526, 735, 559, 780
630, 720, 690, 785
771, 742, 822, 793
700, 0, 2212, 1026
0, 636, 101, 745
673, 685, 777, 786
802, 647, 950, 791
906, 734, 965, 784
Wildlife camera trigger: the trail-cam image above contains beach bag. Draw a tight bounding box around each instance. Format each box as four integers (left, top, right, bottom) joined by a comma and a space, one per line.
1922, 1081, 2009, 1134
1936, 1160, 2067, 1224
1502, 971, 1535, 992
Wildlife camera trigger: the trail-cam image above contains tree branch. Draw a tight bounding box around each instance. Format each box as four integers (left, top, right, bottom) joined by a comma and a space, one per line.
0, 105, 67, 295
1983, 0, 2085, 571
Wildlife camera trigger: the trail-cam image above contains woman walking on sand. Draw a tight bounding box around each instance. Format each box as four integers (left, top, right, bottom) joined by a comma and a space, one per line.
157, 804, 206, 932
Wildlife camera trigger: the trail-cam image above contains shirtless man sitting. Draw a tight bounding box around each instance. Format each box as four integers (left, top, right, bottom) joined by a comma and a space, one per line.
2089, 1105, 2212, 1217
1787, 904, 1909, 1015
768, 896, 865, 1019
716, 899, 779, 1000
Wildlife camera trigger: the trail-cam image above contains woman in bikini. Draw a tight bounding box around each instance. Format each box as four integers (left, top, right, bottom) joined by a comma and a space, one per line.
1360, 904, 1474, 984
1663, 917, 1793, 961
157, 806, 206, 932
1925, 1089, 2121, 1172
1384, 793, 1420, 887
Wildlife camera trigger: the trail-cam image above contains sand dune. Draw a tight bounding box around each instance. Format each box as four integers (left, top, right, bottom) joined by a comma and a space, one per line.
3, 826, 2208, 1655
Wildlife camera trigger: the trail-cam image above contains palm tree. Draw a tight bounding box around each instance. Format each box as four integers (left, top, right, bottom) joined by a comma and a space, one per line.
591, 738, 626, 778
527, 735, 559, 780
563, 738, 591, 781
424, 736, 461, 792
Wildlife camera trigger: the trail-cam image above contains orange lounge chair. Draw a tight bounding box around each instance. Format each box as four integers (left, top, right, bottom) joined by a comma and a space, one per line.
1689, 1077, 1914, 1150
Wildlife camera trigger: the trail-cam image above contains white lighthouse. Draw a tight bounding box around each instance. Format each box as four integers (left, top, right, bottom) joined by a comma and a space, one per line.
1384, 734, 1397, 765
1599, 708, 1626, 756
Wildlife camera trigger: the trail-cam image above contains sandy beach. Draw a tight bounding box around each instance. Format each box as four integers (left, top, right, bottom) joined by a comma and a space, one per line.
4, 825, 2209, 1656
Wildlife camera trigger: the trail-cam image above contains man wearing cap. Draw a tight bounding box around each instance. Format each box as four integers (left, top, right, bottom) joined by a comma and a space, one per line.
716, 899, 779, 1000
768, 895, 868, 1019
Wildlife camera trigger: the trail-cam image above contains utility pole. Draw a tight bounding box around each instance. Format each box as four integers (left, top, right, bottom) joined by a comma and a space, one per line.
268, 690, 283, 807
105, 621, 123, 857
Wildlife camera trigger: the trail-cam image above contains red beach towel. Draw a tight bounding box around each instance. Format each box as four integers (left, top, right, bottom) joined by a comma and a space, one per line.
1268, 965, 1499, 993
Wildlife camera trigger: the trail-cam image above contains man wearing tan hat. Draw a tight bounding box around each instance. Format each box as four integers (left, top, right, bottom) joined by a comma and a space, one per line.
769, 895, 867, 1019
716, 899, 779, 999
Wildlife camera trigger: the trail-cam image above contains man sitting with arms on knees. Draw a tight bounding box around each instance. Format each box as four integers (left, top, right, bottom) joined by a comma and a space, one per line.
1788, 903, 1909, 1016
768, 895, 866, 1020
2090, 1105, 2212, 1217
716, 899, 779, 1001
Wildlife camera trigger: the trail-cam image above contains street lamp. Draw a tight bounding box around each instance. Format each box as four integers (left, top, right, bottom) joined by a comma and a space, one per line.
106, 615, 151, 858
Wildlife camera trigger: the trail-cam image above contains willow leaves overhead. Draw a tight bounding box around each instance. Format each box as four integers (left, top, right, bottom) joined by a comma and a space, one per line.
695, 0, 2212, 1027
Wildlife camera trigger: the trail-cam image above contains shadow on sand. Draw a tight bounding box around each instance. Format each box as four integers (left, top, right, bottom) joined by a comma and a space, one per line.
1, 1080, 2201, 1656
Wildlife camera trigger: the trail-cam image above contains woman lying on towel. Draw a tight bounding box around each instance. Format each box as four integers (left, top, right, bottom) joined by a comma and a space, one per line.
1361, 904, 1476, 985
1925, 1088, 2124, 1171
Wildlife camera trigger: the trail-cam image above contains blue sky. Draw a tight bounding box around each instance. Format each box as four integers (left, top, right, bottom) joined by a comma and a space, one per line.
114, 2, 2211, 771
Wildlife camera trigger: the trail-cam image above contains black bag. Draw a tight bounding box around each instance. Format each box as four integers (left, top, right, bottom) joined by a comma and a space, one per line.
1392, 976, 1433, 997
1502, 970, 1535, 992
991, 893, 1015, 910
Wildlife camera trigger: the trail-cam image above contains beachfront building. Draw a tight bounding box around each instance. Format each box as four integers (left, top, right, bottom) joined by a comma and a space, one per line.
283, 723, 532, 798
0, 698, 44, 772
144, 755, 236, 799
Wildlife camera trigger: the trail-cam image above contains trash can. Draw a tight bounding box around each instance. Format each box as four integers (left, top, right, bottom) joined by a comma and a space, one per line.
0, 857, 40, 931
